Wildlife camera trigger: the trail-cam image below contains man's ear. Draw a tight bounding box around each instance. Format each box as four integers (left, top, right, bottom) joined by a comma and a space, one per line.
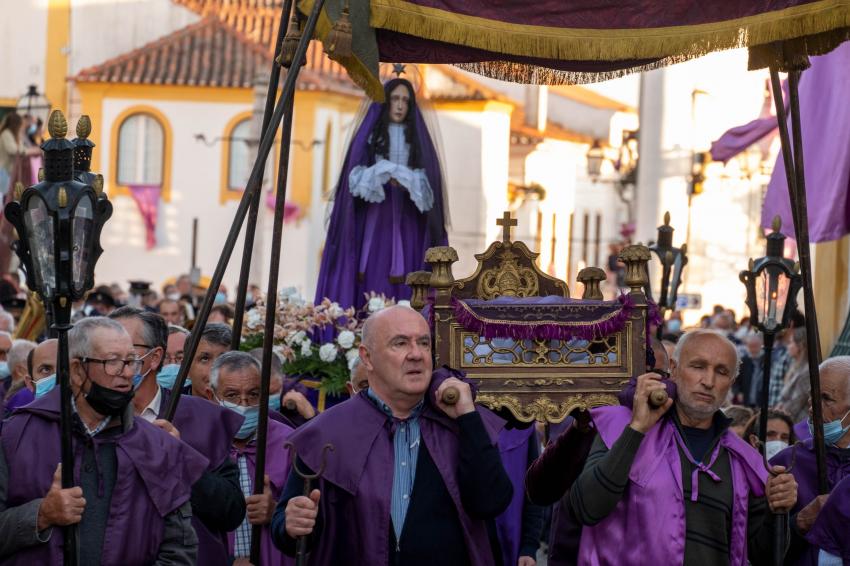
669, 358, 679, 381
359, 344, 374, 372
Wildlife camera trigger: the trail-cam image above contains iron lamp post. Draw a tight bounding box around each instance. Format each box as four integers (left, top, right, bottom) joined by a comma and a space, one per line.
16, 84, 51, 125
4, 110, 112, 566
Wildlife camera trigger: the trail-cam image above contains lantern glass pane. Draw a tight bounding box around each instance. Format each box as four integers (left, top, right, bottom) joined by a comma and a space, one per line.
71, 195, 94, 293
23, 197, 55, 299
757, 268, 790, 332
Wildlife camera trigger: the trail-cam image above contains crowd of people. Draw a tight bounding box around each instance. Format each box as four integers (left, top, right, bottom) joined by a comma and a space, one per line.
0, 280, 846, 565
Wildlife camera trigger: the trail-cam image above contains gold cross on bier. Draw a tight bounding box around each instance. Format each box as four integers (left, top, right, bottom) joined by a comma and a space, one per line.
496, 211, 517, 242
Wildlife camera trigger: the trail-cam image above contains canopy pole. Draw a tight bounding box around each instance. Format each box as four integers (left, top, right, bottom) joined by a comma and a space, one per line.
163, 0, 324, 421
768, 64, 828, 494
231, 0, 294, 350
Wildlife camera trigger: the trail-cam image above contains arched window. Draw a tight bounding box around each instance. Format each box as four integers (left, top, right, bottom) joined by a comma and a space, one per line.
227, 118, 252, 190
117, 113, 164, 186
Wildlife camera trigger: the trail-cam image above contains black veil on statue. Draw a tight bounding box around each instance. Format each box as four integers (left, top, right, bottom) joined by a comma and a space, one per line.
314, 69, 449, 311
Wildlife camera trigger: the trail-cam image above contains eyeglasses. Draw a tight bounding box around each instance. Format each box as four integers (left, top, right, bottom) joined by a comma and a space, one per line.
218, 390, 261, 406
80, 357, 143, 376
163, 353, 184, 365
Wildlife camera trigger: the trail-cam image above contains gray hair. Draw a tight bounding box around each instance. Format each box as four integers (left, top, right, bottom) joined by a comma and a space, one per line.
8, 339, 36, 373
209, 350, 260, 391
673, 328, 741, 375
109, 306, 168, 351
0, 311, 15, 333
200, 323, 232, 348
247, 348, 283, 384
349, 355, 362, 380
168, 325, 190, 336
69, 317, 129, 359
820, 356, 850, 398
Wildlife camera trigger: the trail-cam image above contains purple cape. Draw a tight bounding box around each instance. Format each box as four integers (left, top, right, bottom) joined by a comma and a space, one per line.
227, 418, 295, 566
0, 386, 208, 565
495, 425, 536, 566
805, 474, 850, 562
288, 383, 504, 566
158, 387, 245, 566
580, 406, 767, 566
762, 41, 850, 243
4, 387, 34, 414
313, 102, 447, 310
770, 439, 850, 565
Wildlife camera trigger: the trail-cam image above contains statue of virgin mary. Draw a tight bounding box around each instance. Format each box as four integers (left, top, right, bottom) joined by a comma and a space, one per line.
314, 76, 448, 310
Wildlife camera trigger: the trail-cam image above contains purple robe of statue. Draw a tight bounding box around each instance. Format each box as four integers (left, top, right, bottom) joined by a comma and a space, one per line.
0, 387, 208, 565
284, 368, 505, 566
227, 418, 294, 566
805, 474, 850, 562
314, 87, 447, 310
771, 439, 850, 565
159, 387, 245, 566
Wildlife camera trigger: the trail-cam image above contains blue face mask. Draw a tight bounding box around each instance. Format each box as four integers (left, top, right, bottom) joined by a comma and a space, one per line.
268, 394, 281, 413
219, 400, 259, 439
0, 362, 10, 379
156, 364, 181, 389
808, 409, 850, 446
34, 374, 57, 399
667, 319, 682, 334
215, 292, 226, 304
132, 373, 144, 390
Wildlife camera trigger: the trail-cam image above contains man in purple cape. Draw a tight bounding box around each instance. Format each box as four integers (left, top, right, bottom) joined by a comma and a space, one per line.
805, 474, 850, 563
571, 329, 796, 565
770, 356, 850, 565
271, 306, 512, 565
207, 352, 294, 566
0, 317, 208, 564
110, 307, 247, 566
314, 77, 448, 310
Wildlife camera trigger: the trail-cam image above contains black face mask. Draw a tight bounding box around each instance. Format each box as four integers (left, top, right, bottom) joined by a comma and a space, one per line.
85, 380, 134, 417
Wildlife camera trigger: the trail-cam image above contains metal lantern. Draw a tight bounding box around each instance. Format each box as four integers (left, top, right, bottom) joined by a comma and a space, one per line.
586, 139, 605, 180
16, 84, 51, 125
739, 216, 801, 335
647, 211, 688, 311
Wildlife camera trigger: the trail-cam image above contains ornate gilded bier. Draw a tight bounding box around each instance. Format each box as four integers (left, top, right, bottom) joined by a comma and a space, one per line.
413, 212, 652, 423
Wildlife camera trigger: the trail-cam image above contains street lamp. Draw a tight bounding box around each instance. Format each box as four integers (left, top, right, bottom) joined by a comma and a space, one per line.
586, 139, 605, 181
4, 110, 112, 566
16, 84, 51, 125
738, 215, 801, 566
647, 211, 688, 313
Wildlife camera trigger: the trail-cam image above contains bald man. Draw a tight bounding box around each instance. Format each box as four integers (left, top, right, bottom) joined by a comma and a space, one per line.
270, 306, 512, 566
771, 356, 850, 565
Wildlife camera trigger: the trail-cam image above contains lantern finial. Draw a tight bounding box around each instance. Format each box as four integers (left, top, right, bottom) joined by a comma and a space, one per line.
58, 187, 68, 208
663, 211, 671, 226
93, 174, 104, 196
48, 110, 67, 139
772, 215, 782, 233
13, 182, 24, 202
76, 115, 91, 139
748, 258, 755, 271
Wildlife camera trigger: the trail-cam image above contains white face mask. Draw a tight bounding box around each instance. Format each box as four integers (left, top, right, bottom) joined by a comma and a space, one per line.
765, 440, 789, 461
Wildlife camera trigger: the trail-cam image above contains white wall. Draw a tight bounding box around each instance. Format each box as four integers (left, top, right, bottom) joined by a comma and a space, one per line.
0, 0, 48, 100
96, 97, 253, 292
69, 0, 197, 75
435, 106, 510, 277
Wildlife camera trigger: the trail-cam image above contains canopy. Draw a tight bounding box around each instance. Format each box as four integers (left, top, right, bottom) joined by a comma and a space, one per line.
300, 0, 850, 99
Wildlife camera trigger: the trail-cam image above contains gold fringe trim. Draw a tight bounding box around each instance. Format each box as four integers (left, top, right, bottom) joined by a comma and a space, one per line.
748, 26, 850, 70
370, 0, 850, 64
454, 58, 680, 87
298, 0, 385, 101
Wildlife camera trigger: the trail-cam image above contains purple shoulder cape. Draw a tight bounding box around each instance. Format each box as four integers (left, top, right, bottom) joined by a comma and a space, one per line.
805, 474, 850, 562
228, 419, 295, 566
159, 387, 244, 469
314, 103, 447, 310
1, 387, 208, 566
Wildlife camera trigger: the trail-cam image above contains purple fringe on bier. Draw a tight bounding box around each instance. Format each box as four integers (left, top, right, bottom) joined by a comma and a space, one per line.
451, 294, 637, 342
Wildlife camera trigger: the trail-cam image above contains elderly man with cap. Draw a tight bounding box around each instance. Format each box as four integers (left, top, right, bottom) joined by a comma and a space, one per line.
206, 351, 294, 566
570, 328, 797, 565
771, 355, 850, 565
109, 306, 246, 566
0, 317, 207, 563
271, 305, 513, 565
